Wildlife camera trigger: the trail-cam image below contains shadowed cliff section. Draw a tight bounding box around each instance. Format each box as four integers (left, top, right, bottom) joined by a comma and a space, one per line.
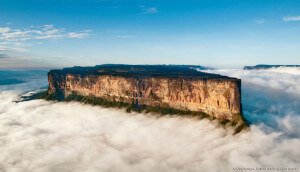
45, 64, 247, 133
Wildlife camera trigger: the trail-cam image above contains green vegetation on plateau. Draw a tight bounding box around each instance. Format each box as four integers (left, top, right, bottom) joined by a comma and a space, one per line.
40, 91, 210, 119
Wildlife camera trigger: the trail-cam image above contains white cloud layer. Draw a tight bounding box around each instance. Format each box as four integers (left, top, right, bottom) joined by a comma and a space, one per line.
202, 67, 300, 136
0, 68, 299, 171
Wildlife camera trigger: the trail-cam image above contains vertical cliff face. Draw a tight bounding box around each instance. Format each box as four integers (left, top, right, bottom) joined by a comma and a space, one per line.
47, 65, 243, 123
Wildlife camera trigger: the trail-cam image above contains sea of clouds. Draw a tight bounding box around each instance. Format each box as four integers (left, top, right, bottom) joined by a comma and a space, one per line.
0, 68, 299, 172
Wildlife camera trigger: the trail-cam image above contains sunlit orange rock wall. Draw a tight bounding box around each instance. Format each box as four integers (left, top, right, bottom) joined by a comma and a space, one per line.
48, 72, 242, 121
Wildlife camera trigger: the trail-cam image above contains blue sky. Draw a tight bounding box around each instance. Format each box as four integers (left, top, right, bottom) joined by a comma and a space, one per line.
0, 0, 300, 69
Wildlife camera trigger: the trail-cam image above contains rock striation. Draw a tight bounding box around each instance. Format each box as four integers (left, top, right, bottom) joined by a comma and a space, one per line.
47, 65, 244, 124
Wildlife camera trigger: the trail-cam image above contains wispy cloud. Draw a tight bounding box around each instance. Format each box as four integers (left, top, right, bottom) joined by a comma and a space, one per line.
255, 19, 265, 24
283, 16, 300, 22
67, 32, 90, 38
0, 24, 93, 54
0, 42, 29, 46
0, 24, 92, 42
35, 34, 64, 40
0, 27, 10, 33
0, 53, 20, 59
0, 24, 93, 66
0, 53, 10, 58
145, 7, 157, 14
140, 5, 158, 14
0, 46, 27, 52
0, 28, 31, 42
116, 35, 135, 38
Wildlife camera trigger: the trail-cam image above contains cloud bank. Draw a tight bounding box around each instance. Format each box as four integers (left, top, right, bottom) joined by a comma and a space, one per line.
202, 68, 300, 137
0, 68, 299, 171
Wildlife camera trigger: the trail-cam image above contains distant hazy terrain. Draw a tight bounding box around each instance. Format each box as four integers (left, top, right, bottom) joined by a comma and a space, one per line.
243, 64, 300, 70
0, 71, 47, 85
